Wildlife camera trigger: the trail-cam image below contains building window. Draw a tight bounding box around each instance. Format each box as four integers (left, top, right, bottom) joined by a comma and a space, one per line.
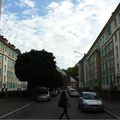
101, 49, 104, 58
119, 31, 120, 42
116, 46, 119, 57
102, 76, 103, 85
117, 63, 119, 73
103, 48, 105, 56
110, 75, 112, 82
4, 65, 6, 73
104, 76, 107, 85
0, 43, 3, 51
114, 18, 117, 28
0, 54, 3, 63
108, 59, 110, 69
118, 13, 120, 24
103, 64, 105, 71
101, 63, 104, 71
110, 41, 113, 51
107, 25, 111, 37
110, 58, 114, 68
106, 45, 109, 54
106, 76, 109, 85
115, 33, 117, 42
108, 42, 111, 52
102, 35, 105, 44
4, 75, 6, 82
105, 61, 107, 70
118, 79, 120, 86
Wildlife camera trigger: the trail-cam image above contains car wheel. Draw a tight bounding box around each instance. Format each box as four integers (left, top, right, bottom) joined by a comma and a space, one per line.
78, 103, 80, 108
101, 108, 104, 113
36, 99, 40, 102
80, 105, 84, 112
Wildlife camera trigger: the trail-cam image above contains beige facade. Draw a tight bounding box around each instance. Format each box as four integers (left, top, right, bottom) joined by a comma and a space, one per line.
0, 35, 27, 92
78, 3, 120, 91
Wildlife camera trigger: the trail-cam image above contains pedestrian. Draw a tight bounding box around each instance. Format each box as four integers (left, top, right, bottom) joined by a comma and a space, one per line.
58, 90, 70, 119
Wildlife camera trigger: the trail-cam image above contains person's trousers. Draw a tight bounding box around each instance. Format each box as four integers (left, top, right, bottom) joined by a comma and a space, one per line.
59, 107, 69, 119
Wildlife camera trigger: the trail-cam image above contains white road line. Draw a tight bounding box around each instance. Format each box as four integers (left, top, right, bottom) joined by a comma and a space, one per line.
105, 109, 120, 119
0, 102, 34, 119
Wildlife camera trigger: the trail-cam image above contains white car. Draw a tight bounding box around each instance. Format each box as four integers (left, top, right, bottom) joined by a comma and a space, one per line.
37, 91, 51, 102
69, 89, 79, 97
78, 92, 104, 112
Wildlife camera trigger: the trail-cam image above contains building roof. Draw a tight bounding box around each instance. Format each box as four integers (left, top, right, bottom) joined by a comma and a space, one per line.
0, 35, 21, 54
56, 66, 67, 76
70, 77, 77, 83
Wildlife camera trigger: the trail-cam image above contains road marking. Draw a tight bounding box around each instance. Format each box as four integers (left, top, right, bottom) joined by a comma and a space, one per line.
0, 102, 34, 119
105, 109, 120, 119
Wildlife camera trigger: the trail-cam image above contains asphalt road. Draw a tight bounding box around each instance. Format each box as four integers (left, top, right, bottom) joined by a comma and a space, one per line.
5, 95, 113, 119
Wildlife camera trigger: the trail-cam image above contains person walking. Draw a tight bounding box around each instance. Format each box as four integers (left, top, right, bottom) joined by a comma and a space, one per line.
58, 90, 70, 119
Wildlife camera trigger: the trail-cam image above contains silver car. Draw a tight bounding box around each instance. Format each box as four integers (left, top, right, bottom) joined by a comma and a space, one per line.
78, 92, 104, 112
37, 91, 51, 102
69, 89, 79, 97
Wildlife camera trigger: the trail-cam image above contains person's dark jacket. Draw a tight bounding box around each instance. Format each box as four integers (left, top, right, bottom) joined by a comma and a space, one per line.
58, 93, 68, 108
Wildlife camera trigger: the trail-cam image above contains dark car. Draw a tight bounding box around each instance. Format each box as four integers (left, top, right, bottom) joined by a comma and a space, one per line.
51, 89, 58, 97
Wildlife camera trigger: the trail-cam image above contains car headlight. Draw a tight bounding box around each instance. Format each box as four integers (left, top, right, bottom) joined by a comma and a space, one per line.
82, 101, 89, 105
100, 101, 104, 105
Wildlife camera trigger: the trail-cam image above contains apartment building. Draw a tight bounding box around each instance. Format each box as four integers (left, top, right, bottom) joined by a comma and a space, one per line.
78, 4, 120, 93
0, 35, 27, 92
100, 3, 120, 91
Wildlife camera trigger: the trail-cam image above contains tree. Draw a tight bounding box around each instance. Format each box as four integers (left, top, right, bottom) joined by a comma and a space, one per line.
62, 64, 79, 81
15, 49, 63, 92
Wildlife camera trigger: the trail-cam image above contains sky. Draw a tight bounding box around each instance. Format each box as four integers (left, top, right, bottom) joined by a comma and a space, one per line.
0, 0, 120, 69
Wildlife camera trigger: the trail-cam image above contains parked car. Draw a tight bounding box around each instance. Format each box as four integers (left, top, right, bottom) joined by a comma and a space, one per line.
78, 91, 104, 112
67, 88, 74, 94
68, 89, 79, 97
37, 90, 51, 102
51, 89, 58, 97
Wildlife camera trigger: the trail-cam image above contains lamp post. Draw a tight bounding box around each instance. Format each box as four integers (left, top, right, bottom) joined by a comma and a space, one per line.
73, 51, 85, 89
74, 51, 84, 57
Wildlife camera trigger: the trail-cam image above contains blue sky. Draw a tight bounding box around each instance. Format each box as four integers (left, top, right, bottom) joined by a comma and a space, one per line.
0, 0, 120, 69
3, 0, 61, 17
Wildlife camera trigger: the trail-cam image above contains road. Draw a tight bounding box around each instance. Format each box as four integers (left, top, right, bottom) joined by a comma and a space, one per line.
3, 95, 113, 119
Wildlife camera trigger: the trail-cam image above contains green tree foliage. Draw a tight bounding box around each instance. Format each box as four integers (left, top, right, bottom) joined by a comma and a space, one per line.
15, 49, 63, 91
62, 64, 78, 81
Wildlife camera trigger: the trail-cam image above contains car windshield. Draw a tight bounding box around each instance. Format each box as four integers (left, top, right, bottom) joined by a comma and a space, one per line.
70, 89, 77, 92
40, 91, 49, 94
83, 93, 99, 100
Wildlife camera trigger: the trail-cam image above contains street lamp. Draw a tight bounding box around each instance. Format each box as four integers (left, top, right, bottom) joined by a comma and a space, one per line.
73, 51, 86, 89
74, 51, 84, 57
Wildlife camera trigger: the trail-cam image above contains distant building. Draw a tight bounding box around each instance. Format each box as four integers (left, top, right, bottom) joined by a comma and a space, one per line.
68, 76, 77, 88
0, 35, 27, 92
56, 66, 77, 88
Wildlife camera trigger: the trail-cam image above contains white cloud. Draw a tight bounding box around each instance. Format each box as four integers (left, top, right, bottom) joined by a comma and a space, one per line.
15, 0, 38, 17
0, 0, 120, 69
16, 0, 36, 8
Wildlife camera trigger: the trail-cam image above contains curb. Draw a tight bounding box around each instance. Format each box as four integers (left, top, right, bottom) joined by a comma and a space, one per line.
0, 102, 34, 119
104, 109, 120, 119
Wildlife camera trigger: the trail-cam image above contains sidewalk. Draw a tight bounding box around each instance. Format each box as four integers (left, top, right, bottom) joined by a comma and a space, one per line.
104, 100, 120, 119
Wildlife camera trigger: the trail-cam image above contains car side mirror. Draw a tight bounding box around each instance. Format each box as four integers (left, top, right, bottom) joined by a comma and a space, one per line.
80, 97, 82, 99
